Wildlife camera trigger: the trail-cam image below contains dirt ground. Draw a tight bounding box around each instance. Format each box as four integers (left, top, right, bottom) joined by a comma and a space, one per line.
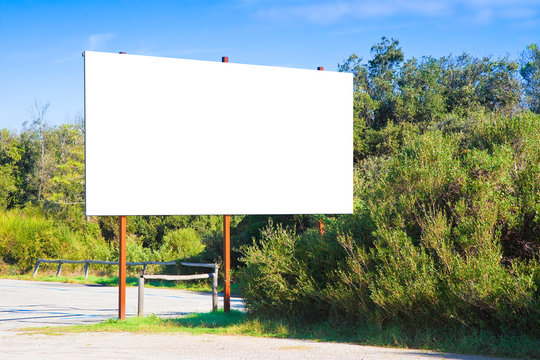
0, 331, 511, 360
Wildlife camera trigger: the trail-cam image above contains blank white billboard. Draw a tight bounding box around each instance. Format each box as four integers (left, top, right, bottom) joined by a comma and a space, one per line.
84, 51, 352, 216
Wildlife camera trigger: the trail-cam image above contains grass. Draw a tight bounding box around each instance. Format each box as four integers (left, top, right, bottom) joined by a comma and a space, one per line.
24, 311, 540, 359
0, 273, 239, 294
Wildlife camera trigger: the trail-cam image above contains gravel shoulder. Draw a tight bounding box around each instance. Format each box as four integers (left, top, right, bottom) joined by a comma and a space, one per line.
0, 330, 511, 360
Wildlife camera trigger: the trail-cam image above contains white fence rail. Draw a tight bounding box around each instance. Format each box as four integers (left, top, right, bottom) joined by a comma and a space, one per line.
138, 269, 219, 315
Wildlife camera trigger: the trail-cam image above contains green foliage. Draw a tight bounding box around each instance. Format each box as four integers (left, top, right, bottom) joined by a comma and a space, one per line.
339, 37, 523, 138
521, 44, 540, 113
0, 164, 17, 209
239, 111, 540, 337
159, 228, 205, 260
238, 223, 319, 319
0, 207, 111, 272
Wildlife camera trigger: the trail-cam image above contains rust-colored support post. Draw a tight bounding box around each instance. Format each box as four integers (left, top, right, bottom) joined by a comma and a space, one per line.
119, 215, 127, 320
318, 220, 325, 235
117, 50, 127, 321
223, 215, 231, 312
317, 65, 325, 236
222, 54, 231, 313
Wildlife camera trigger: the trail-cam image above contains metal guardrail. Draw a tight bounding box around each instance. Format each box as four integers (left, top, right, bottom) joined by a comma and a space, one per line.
33, 258, 217, 280
33, 258, 220, 313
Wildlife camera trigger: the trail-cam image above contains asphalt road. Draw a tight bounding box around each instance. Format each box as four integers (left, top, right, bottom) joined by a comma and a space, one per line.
0, 279, 243, 329
0, 279, 511, 360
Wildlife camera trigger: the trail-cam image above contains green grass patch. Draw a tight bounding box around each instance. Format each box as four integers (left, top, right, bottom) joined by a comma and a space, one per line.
25, 311, 539, 359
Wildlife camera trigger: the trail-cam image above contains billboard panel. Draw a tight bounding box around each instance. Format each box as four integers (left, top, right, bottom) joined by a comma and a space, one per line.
84, 51, 352, 215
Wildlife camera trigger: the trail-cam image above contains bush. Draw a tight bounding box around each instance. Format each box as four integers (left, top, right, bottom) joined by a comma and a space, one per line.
0, 207, 112, 272
237, 112, 540, 337
238, 223, 320, 319
159, 228, 205, 260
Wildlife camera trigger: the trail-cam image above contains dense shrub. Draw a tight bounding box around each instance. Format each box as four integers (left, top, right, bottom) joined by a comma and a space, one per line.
0, 207, 111, 272
238, 224, 320, 319
239, 111, 540, 336
159, 228, 205, 260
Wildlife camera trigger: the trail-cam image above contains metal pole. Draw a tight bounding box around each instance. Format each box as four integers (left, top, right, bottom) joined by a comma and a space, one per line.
84, 262, 89, 280
318, 220, 325, 235
222, 55, 231, 313
223, 215, 231, 312
119, 215, 127, 320
33, 261, 40, 278
117, 50, 128, 321
317, 65, 325, 236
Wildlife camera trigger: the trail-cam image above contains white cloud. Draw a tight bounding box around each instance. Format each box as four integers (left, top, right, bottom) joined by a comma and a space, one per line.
87, 33, 115, 50
255, 0, 538, 25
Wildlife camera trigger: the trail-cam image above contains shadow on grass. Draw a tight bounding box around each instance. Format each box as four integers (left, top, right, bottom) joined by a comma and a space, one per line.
30, 310, 539, 359
158, 312, 540, 359
168, 310, 246, 328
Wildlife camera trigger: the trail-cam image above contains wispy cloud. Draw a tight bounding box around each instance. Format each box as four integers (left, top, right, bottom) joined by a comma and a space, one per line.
54, 33, 116, 64
254, 0, 538, 25
334, 21, 424, 36
87, 33, 115, 50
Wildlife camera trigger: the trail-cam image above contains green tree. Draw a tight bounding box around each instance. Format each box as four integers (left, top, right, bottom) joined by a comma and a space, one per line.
25, 101, 52, 202
44, 121, 85, 205
366, 37, 404, 128
521, 44, 540, 113
0, 129, 23, 208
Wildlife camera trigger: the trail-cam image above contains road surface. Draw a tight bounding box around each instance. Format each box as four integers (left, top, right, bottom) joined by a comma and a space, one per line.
0, 279, 243, 329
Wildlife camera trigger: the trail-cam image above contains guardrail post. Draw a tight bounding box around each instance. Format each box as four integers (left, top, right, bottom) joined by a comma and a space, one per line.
33, 260, 41, 278
212, 264, 218, 312
56, 261, 63, 276
138, 276, 144, 317
142, 263, 147, 275
84, 262, 89, 280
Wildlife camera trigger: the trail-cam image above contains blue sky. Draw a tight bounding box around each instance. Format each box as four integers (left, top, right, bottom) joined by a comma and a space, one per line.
1, 0, 539, 130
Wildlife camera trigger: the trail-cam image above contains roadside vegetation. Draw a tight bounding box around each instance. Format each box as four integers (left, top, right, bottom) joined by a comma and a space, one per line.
28, 311, 539, 359
2, 38, 539, 358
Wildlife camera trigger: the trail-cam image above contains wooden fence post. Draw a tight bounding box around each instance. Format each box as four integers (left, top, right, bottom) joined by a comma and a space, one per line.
138, 276, 144, 317
212, 265, 218, 312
